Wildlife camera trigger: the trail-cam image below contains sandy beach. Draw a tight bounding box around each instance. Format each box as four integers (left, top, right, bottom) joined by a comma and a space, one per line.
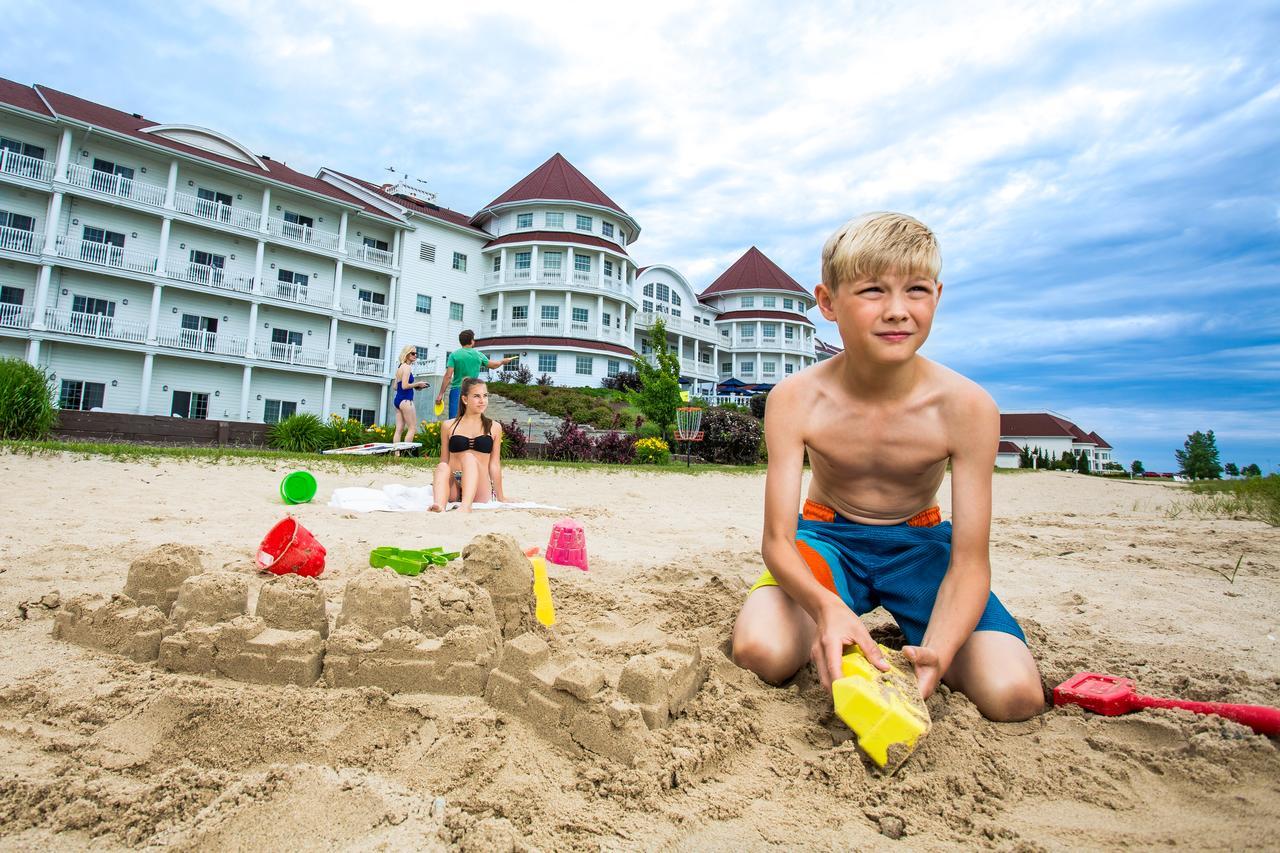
0, 451, 1276, 850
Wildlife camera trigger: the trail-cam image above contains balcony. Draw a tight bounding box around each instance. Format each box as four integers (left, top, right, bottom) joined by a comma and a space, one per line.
266, 216, 339, 251
336, 354, 386, 377
537, 319, 563, 334
253, 339, 329, 368
56, 236, 158, 274
65, 163, 167, 208
45, 309, 148, 343
634, 311, 717, 339
340, 299, 390, 322
480, 269, 631, 297
260, 278, 333, 309
569, 321, 591, 336
164, 258, 256, 294
173, 190, 262, 231
0, 149, 55, 183
346, 241, 393, 268
0, 226, 42, 256
0, 304, 33, 330
156, 327, 249, 357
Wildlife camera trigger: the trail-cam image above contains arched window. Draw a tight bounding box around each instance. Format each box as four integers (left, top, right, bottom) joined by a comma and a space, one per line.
643, 283, 654, 297
656, 283, 670, 301
671, 293, 681, 307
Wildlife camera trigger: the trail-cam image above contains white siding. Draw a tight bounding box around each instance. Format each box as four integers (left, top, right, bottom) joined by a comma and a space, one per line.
394, 218, 487, 377
42, 342, 144, 414
148, 356, 242, 418
251, 367, 326, 420
0, 338, 27, 359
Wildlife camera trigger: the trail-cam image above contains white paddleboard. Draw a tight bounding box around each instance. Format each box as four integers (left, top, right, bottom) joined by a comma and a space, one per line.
322, 442, 422, 456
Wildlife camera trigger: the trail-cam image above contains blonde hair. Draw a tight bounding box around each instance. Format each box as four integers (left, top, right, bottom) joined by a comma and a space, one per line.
821, 212, 941, 291
397, 344, 418, 365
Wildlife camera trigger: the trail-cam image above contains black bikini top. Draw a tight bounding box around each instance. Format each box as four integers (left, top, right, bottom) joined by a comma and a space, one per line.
448, 422, 494, 454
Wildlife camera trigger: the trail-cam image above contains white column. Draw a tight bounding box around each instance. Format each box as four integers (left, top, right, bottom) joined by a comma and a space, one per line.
253, 240, 265, 293
164, 160, 178, 209
146, 284, 162, 344
598, 251, 606, 288
247, 302, 259, 353
322, 375, 333, 416
327, 317, 338, 368
259, 188, 271, 234
31, 265, 52, 330
564, 290, 572, 336
596, 294, 604, 338
332, 260, 344, 309
497, 291, 505, 334
620, 303, 628, 339
388, 275, 399, 322
25, 339, 40, 366
531, 246, 539, 283
677, 334, 684, 364
139, 353, 155, 414
378, 383, 389, 424
384, 328, 395, 374
338, 212, 349, 253
499, 248, 507, 285
240, 365, 253, 420
43, 192, 63, 254
54, 128, 72, 179
391, 230, 401, 268
528, 289, 536, 332
157, 217, 172, 266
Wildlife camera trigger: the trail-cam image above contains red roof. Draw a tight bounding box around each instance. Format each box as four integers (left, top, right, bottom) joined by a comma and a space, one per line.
1000, 413, 1098, 443
815, 337, 843, 356
0, 78, 53, 116
474, 336, 635, 357
713, 309, 814, 328
483, 231, 629, 257
997, 440, 1022, 454
1087, 431, 1112, 449
2, 80, 398, 224
700, 247, 810, 298
329, 171, 480, 231
474, 153, 626, 221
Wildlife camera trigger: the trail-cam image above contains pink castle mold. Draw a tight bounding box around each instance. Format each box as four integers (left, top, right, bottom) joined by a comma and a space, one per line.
545, 518, 588, 572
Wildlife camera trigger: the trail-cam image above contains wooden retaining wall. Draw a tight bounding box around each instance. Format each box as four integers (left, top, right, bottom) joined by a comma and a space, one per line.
55, 411, 270, 447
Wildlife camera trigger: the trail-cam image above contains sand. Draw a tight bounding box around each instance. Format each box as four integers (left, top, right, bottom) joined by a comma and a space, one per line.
0, 451, 1277, 850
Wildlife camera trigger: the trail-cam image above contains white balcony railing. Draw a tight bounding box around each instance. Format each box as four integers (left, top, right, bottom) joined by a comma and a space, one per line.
634, 311, 717, 339
336, 355, 385, 376
480, 268, 629, 296
569, 321, 591, 336
64, 163, 167, 207
266, 216, 340, 250
56, 236, 158, 273
173, 190, 262, 231
254, 339, 329, 367
261, 279, 332, 308
539, 319, 563, 333
0, 226, 42, 255
346, 241, 393, 267
509, 318, 529, 332
164, 259, 255, 294
0, 304, 33, 329
0, 149, 55, 183
341, 299, 390, 321
45, 310, 148, 343
156, 327, 249, 357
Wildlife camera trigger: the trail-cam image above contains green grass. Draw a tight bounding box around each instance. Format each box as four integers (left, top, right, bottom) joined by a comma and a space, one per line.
1174, 475, 1280, 526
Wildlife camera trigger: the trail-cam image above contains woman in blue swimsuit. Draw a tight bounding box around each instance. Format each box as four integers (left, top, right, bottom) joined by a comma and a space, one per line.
392, 345, 429, 452
430, 377, 508, 512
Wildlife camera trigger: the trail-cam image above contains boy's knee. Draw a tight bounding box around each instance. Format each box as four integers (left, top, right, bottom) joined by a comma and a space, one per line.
973, 674, 1045, 722
732, 632, 799, 686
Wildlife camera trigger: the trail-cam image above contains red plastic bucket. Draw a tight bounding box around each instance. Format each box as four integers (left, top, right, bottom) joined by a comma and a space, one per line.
257, 517, 326, 577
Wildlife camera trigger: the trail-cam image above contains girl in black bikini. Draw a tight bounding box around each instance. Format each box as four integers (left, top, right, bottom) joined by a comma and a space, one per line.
429, 377, 508, 513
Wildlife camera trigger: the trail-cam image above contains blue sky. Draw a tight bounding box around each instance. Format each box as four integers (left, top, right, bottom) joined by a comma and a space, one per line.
5, 0, 1278, 471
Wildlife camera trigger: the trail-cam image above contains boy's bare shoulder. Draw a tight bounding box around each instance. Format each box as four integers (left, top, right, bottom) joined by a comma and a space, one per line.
924, 360, 998, 429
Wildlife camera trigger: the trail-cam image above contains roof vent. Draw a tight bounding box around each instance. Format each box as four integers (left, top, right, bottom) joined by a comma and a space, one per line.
131, 113, 143, 119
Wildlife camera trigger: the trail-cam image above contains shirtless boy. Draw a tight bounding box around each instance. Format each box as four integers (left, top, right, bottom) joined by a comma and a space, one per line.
731, 212, 1044, 722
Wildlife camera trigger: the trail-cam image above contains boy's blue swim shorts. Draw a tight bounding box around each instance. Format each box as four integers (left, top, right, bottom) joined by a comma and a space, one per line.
749, 500, 1026, 646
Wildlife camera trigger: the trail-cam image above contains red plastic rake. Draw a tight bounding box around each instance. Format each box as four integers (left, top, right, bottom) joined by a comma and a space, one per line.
1053, 672, 1280, 736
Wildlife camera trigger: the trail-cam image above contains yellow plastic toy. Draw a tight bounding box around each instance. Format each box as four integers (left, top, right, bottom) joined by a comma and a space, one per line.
526, 549, 556, 627
832, 644, 931, 772
433, 397, 446, 418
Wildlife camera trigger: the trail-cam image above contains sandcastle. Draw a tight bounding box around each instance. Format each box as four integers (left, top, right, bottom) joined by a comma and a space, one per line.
52, 533, 708, 767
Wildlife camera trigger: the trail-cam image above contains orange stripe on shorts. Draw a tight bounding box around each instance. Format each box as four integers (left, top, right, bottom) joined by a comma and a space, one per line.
795, 540, 838, 596
802, 499, 835, 522
907, 506, 942, 527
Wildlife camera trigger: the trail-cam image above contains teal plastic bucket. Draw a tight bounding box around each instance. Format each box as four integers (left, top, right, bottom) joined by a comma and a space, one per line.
280, 470, 317, 504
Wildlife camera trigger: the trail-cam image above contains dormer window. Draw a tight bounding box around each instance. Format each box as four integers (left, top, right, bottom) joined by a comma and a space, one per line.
516, 213, 533, 229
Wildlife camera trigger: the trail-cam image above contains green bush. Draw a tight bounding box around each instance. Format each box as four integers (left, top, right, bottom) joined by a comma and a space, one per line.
322, 415, 367, 449
488, 382, 632, 430
700, 406, 764, 465
635, 437, 670, 464
0, 357, 57, 440
266, 413, 328, 453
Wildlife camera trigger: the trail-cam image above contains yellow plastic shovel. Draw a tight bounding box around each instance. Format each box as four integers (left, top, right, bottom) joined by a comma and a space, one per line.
832, 644, 931, 773
526, 548, 556, 626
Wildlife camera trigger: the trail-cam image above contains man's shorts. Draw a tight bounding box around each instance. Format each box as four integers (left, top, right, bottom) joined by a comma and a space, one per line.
749, 500, 1025, 647
448, 386, 461, 419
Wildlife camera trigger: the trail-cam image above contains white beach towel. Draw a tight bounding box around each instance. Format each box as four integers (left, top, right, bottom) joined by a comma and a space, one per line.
328, 483, 562, 513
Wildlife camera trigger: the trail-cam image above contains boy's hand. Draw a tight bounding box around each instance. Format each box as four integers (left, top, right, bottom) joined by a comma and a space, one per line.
902, 645, 943, 698
811, 600, 889, 691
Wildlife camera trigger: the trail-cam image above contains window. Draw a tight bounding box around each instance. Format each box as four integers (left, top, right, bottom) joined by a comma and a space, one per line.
282, 210, 314, 240
353, 343, 382, 360
785, 363, 795, 375
511, 305, 528, 319
741, 296, 754, 307
671, 293, 681, 307
275, 267, 307, 295
0, 137, 45, 161
671, 309, 681, 317
59, 380, 104, 411
490, 307, 498, 321
363, 236, 389, 252
643, 283, 654, 297
191, 249, 226, 272
538, 353, 557, 373
264, 399, 298, 423
503, 352, 521, 365
80, 226, 125, 263
0, 209, 35, 232
576, 355, 593, 375
348, 407, 375, 426
576, 214, 592, 231
514, 251, 531, 270
196, 187, 232, 220
574, 254, 591, 273
543, 251, 562, 270
783, 298, 793, 310
416, 294, 432, 314
763, 323, 777, 339
541, 305, 560, 320
740, 326, 755, 340
545, 212, 564, 228
516, 213, 533, 229
358, 289, 386, 309
572, 307, 589, 324
700, 351, 712, 363
92, 158, 135, 196
656, 283, 669, 301
601, 222, 614, 238
271, 328, 303, 347
603, 260, 613, 279
171, 390, 209, 420
492, 255, 501, 272
449, 302, 464, 321
741, 361, 755, 374
415, 346, 430, 361
419, 242, 436, 262
640, 339, 652, 354
71, 295, 114, 316
1, 285, 24, 309
607, 360, 620, 377
601, 311, 611, 327
785, 325, 795, 339
721, 362, 732, 374
763, 296, 776, 308
452, 252, 467, 272
763, 360, 776, 374
642, 300, 653, 312
178, 313, 218, 350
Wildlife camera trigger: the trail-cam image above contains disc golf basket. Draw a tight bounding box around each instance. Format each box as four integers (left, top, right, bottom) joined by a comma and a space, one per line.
675, 406, 704, 468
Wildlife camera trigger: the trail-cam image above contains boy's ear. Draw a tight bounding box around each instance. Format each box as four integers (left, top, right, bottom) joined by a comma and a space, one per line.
936, 280, 943, 302
815, 281, 838, 321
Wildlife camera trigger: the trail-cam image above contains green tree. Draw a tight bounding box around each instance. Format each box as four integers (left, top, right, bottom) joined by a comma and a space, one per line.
1131, 459, 1145, 476
1224, 462, 1240, 477
1076, 451, 1091, 474
1242, 463, 1262, 478
633, 317, 682, 440
1174, 430, 1223, 480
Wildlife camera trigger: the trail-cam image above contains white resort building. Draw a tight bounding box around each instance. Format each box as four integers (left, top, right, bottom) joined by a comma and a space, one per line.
996, 412, 1114, 470
0, 79, 818, 425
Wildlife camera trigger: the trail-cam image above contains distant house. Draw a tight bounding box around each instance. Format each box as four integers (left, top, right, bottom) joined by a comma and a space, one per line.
998, 412, 1114, 470
814, 337, 843, 362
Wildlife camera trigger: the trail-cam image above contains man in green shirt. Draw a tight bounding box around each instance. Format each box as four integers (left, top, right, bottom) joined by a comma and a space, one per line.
435, 329, 517, 418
